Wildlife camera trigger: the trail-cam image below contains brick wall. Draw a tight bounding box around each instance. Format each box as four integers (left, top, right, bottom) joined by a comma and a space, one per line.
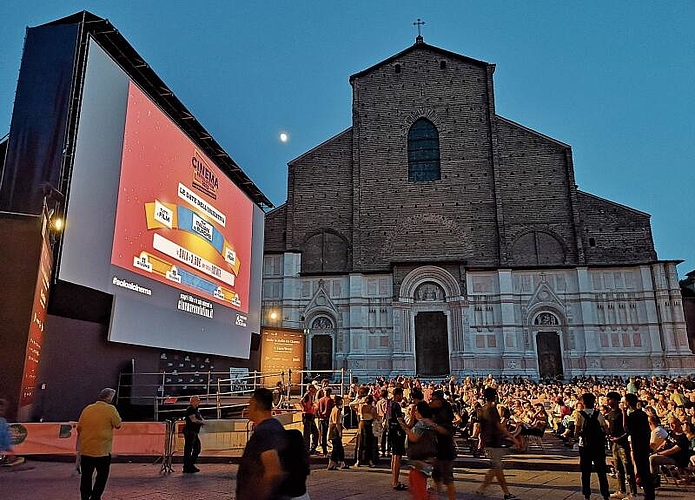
285, 129, 353, 266
350, 46, 500, 271
263, 204, 286, 252
265, 43, 658, 274
495, 117, 579, 265
578, 191, 656, 264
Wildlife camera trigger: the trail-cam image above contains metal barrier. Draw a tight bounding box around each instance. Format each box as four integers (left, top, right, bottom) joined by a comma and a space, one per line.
160, 420, 176, 474
214, 370, 288, 418
118, 368, 359, 421
117, 370, 289, 420
287, 368, 350, 399
159, 412, 303, 474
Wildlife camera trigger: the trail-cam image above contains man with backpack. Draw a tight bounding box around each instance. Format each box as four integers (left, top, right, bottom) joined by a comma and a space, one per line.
237, 388, 310, 500
574, 392, 610, 500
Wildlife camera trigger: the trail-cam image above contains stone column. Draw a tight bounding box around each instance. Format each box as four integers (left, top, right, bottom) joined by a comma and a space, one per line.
575, 267, 593, 359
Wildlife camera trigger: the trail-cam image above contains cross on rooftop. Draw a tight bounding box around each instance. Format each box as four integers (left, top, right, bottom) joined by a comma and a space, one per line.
413, 18, 425, 43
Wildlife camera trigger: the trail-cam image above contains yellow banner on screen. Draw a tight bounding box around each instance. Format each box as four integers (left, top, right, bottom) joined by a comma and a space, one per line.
144, 200, 240, 275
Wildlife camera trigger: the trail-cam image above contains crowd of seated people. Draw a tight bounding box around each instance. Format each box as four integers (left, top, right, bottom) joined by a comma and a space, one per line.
331, 373, 695, 490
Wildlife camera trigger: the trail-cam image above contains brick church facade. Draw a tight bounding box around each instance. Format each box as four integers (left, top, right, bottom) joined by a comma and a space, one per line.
262, 38, 693, 380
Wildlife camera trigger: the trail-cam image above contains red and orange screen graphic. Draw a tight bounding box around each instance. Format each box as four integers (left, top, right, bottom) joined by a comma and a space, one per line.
111, 82, 253, 313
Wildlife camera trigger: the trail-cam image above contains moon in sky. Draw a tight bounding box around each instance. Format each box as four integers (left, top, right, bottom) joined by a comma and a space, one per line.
279, 132, 289, 143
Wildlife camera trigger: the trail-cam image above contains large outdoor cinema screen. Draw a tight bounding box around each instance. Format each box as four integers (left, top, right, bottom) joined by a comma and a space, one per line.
57, 38, 263, 358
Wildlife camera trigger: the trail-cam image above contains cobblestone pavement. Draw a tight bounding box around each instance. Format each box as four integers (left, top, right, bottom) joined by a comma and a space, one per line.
1, 460, 691, 500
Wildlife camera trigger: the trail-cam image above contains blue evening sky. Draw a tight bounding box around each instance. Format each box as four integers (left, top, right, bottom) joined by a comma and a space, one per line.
1, 1, 693, 276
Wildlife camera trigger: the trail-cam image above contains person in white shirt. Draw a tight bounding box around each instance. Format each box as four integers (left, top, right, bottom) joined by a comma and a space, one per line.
648, 415, 669, 452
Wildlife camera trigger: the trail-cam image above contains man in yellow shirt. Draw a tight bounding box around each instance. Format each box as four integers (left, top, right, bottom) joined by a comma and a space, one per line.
77, 388, 122, 500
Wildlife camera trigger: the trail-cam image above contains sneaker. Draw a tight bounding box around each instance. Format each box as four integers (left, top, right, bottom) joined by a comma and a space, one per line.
610, 492, 626, 499
503, 494, 517, 500
1, 457, 24, 467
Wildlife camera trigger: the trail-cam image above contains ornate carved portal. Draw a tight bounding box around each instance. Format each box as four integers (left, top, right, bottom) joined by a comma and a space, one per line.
311, 334, 333, 372
414, 311, 450, 376
414, 282, 445, 302
536, 331, 563, 379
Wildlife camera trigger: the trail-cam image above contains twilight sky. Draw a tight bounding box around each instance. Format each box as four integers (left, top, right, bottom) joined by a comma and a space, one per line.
1, 1, 693, 275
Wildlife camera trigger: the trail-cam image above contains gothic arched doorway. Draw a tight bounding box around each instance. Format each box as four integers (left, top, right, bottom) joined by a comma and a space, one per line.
536, 331, 563, 379
311, 335, 333, 372
414, 311, 449, 376
533, 312, 563, 379
309, 316, 334, 372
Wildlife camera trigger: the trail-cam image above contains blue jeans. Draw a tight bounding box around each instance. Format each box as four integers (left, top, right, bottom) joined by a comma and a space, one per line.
611, 443, 636, 495
302, 414, 319, 452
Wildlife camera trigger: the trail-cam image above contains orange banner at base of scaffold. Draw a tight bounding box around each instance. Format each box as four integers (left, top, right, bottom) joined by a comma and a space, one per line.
10, 422, 166, 456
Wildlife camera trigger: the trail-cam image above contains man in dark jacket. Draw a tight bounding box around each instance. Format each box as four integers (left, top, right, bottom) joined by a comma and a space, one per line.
237, 388, 288, 500
624, 393, 654, 500
606, 391, 636, 499
182, 395, 205, 473
430, 390, 457, 500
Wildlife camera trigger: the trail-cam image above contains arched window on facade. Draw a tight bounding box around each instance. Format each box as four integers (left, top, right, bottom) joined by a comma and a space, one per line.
408, 118, 441, 181
302, 230, 349, 273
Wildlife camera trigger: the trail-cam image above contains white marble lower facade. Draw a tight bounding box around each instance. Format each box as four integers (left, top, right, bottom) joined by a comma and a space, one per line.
261, 253, 694, 380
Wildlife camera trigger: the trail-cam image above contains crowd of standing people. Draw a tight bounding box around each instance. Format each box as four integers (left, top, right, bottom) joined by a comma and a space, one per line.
53, 374, 695, 500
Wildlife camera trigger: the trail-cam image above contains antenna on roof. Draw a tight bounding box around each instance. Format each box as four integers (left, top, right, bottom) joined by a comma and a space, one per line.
413, 18, 425, 44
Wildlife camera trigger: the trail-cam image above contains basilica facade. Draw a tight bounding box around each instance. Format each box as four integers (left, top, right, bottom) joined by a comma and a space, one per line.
262, 38, 693, 380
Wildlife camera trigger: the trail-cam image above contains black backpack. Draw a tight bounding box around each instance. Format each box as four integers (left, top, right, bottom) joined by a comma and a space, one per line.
406, 427, 438, 460
279, 429, 310, 497
580, 410, 606, 448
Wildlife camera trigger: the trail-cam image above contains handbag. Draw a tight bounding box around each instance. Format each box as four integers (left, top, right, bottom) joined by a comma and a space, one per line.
328, 425, 340, 440
372, 418, 384, 438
